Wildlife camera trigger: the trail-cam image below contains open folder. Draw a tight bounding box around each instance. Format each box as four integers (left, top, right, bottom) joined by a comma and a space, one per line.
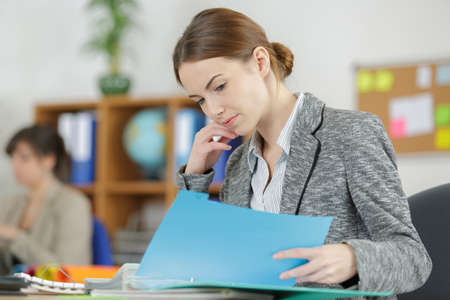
133, 190, 391, 299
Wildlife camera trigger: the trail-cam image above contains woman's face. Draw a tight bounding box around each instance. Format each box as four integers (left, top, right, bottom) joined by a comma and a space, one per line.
11, 141, 53, 187
178, 53, 271, 136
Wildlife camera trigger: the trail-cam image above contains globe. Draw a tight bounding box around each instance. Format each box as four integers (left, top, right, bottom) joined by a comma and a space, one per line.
123, 108, 167, 179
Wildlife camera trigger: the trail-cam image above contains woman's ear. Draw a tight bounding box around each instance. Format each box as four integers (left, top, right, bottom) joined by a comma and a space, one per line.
42, 154, 56, 173
252, 46, 271, 78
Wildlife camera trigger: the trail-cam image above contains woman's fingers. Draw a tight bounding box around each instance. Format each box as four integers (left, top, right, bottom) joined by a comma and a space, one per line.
279, 258, 323, 279
273, 247, 318, 260
185, 121, 237, 174
197, 123, 237, 142
217, 135, 232, 145
206, 141, 233, 152
304, 270, 331, 284
275, 244, 357, 284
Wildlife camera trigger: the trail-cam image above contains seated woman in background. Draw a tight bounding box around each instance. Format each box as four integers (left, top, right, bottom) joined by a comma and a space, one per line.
0, 125, 92, 275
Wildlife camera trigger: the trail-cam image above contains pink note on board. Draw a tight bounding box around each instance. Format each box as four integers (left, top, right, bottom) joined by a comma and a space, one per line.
390, 118, 407, 138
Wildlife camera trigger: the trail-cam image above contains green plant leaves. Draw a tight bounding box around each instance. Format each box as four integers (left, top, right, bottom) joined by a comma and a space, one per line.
84, 0, 139, 73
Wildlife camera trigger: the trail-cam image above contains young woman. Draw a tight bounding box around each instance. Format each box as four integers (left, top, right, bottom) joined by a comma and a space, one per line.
172, 7, 431, 298
0, 125, 92, 275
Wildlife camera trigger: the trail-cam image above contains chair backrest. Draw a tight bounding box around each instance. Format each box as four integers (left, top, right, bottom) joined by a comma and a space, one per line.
398, 183, 450, 300
92, 217, 114, 266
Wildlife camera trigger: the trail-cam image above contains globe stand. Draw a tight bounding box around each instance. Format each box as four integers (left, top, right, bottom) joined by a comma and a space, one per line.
138, 166, 166, 181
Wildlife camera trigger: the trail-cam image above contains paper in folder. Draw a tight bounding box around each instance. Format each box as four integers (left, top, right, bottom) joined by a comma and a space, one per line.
135, 190, 392, 299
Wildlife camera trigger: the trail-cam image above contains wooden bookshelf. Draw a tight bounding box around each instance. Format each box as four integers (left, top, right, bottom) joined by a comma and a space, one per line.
34, 96, 206, 236
70, 184, 96, 195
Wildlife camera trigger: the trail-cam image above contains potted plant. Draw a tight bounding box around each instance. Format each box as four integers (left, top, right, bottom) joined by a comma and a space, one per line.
85, 0, 138, 95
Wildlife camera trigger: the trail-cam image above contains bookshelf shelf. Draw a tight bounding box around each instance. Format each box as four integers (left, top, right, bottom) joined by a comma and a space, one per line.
34, 102, 99, 126
34, 102, 99, 111
209, 184, 222, 195
71, 184, 96, 195
107, 181, 167, 195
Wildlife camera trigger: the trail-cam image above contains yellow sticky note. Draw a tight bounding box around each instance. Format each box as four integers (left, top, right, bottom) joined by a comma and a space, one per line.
357, 70, 374, 93
375, 70, 394, 92
435, 128, 450, 150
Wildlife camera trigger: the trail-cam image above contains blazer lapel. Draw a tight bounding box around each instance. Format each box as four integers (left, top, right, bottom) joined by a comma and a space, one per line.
279, 93, 325, 215
224, 142, 253, 208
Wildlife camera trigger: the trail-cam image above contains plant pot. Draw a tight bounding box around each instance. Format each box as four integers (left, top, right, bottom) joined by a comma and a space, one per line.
99, 74, 131, 95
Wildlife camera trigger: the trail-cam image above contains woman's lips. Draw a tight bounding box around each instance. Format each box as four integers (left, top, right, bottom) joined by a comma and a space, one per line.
224, 114, 238, 127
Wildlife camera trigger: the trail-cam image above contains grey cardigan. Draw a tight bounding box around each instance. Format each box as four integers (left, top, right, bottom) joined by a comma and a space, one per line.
176, 93, 432, 299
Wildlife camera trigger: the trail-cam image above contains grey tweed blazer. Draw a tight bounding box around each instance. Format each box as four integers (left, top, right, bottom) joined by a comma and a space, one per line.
176, 93, 432, 299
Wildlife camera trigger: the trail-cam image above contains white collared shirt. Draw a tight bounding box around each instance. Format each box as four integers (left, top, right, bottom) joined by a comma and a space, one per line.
247, 92, 304, 213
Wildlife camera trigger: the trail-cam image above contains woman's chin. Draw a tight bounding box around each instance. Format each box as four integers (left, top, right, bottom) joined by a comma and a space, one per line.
235, 124, 254, 137
16, 178, 33, 188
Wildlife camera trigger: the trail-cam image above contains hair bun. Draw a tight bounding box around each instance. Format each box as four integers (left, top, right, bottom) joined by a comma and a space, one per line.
271, 42, 294, 79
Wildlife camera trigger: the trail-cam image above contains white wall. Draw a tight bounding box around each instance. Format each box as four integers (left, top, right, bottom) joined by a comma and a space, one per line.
1, 0, 449, 196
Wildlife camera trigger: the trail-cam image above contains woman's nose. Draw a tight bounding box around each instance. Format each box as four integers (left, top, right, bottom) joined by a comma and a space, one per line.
207, 98, 225, 119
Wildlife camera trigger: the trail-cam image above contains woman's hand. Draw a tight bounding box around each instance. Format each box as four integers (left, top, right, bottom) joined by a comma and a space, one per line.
273, 243, 357, 285
185, 122, 238, 174
0, 224, 19, 241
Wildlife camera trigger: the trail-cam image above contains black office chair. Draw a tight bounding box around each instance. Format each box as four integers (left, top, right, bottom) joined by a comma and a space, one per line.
398, 183, 450, 300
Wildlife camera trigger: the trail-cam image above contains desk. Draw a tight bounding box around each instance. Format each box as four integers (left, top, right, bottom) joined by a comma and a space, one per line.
1, 297, 56, 300
0, 290, 274, 299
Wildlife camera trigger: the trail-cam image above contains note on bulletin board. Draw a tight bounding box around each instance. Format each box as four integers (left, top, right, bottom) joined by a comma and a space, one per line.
388, 93, 434, 138
356, 59, 450, 153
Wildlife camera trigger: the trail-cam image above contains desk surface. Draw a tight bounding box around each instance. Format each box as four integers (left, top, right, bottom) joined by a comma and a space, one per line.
1, 296, 55, 300
0, 290, 274, 300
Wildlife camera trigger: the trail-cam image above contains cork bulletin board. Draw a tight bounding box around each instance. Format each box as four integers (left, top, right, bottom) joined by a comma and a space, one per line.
355, 60, 450, 154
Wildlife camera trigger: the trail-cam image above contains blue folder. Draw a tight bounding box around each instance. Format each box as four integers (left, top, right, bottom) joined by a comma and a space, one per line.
135, 190, 392, 299
137, 190, 333, 286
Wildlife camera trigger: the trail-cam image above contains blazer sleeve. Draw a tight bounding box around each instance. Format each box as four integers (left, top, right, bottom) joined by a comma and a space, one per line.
175, 164, 215, 193
9, 190, 92, 265
342, 115, 432, 294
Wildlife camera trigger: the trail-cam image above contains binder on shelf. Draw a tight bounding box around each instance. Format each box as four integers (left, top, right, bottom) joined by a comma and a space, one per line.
204, 118, 243, 184
173, 109, 205, 176
70, 111, 96, 186
212, 135, 242, 183
57, 112, 74, 154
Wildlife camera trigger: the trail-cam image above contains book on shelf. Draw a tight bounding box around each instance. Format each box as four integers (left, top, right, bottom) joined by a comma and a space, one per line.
112, 200, 165, 265
212, 135, 243, 184
204, 117, 243, 184
114, 230, 155, 253
57, 112, 73, 154
173, 108, 205, 175
58, 111, 96, 186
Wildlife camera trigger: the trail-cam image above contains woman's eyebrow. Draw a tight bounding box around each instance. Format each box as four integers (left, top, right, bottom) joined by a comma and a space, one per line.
188, 73, 223, 98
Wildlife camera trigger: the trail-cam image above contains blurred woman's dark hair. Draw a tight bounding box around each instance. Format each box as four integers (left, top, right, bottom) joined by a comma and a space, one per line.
5, 125, 70, 181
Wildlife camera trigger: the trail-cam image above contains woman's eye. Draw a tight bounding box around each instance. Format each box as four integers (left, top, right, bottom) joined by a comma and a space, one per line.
215, 83, 226, 91
196, 98, 205, 106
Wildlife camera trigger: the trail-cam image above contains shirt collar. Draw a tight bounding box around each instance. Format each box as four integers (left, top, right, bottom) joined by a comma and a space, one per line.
247, 92, 304, 173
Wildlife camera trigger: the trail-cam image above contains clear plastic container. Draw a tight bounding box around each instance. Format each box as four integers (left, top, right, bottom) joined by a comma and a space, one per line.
125, 275, 194, 290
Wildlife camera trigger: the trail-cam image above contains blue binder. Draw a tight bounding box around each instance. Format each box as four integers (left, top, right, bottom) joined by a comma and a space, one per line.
70, 112, 96, 186
212, 136, 243, 183
173, 109, 205, 176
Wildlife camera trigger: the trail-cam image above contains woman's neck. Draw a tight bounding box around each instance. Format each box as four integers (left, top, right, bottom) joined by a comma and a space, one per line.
20, 174, 55, 230
256, 80, 297, 152
28, 174, 55, 202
